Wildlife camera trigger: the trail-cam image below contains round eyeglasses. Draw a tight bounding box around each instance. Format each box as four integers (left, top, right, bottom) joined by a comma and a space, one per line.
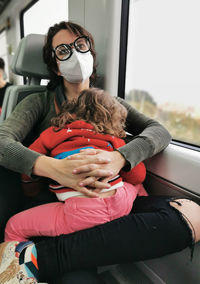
52, 36, 91, 61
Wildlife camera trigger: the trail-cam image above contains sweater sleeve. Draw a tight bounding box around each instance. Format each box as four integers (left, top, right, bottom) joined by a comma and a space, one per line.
0, 92, 46, 176
115, 97, 172, 169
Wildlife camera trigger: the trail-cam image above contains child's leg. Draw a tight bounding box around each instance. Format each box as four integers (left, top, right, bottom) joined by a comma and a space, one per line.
4, 202, 66, 242
136, 183, 148, 196
61, 182, 140, 234
106, 182, 140, 220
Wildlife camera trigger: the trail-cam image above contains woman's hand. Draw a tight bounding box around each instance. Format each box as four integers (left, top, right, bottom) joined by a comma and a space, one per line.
32, 154, 113, 197
70, 149, 126, 187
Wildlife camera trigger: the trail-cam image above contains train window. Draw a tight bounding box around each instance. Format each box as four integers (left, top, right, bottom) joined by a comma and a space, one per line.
0, 30, 9, 81
125, 0, 200, 147
21, 0, 68, 36
20, 0, 68, 85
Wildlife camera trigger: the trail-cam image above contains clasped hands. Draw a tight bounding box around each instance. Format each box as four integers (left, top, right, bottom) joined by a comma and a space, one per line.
38, 149, 126, 198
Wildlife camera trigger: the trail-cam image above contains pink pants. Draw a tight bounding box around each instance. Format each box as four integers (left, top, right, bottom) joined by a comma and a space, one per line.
5, 183, 147, 242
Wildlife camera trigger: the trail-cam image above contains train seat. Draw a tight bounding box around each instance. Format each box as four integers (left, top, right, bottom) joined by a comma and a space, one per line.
0, 33, 50, 123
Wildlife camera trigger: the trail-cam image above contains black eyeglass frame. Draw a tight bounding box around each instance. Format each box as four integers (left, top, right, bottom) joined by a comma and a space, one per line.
52, 36, 91, 61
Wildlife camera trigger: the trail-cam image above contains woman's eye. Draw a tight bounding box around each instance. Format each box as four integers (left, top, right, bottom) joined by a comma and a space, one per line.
55, 46, 71, 59
77, 43, 85, 49
59, 48, 69, 55
76, 39, 88, 51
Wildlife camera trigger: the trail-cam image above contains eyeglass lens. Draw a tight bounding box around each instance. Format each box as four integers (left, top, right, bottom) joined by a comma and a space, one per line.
55, 36, 90, 61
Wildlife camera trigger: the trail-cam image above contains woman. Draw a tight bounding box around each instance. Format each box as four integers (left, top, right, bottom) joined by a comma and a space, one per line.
0, 21, 199, 284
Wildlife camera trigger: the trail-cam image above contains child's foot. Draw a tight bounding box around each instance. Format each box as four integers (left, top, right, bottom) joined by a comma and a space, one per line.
0, 241, 39, 283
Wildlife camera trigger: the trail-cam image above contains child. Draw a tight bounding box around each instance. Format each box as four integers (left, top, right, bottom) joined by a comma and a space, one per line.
5, 88, 147, 242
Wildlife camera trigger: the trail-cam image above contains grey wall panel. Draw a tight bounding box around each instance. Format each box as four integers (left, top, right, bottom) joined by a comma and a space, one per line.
145, 144, 200, 195
68, 0, 122, 96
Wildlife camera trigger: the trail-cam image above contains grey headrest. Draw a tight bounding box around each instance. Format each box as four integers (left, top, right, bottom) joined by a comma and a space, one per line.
11, 34, 50, 79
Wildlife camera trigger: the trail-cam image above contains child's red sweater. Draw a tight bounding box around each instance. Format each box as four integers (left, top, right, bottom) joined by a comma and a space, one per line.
22, 120, 147, 200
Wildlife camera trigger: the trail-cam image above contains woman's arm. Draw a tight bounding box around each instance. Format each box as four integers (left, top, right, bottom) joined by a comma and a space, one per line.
115, 97, 172, 169
0, 93, 44, 176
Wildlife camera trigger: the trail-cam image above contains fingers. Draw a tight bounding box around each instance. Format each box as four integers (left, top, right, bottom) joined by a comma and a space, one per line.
66, 149, 97, 160
92, 188, 102, 194
74, 166, 113, 178
67, 154, 111, 164
76, 185, 100, 198
66, 149, 111, 164
99, 177, 111, 183
79, 149, 97, 154
73, 163, 99, 174
79, 177, 111, 189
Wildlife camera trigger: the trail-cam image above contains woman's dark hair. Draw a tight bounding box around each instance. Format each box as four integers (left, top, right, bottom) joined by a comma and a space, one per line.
51, 88, 127, 138
43, 21, 97, 90
0, 58, 5, 70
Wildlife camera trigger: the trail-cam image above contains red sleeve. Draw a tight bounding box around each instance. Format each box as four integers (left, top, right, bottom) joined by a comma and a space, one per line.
28, 127, 53, 155
120, 162, 146, 185
28, 136, 48, 155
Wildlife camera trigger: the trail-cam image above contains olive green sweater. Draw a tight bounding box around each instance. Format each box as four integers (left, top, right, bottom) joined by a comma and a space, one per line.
0, 89, 171, 176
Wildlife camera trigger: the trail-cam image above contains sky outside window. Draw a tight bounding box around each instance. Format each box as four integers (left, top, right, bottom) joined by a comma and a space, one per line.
126, 0, 200, 116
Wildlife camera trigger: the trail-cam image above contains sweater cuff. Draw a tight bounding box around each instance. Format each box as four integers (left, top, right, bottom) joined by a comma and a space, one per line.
3, 142, 41, 176
115, 149, 131, 172
117, 136, 154, 169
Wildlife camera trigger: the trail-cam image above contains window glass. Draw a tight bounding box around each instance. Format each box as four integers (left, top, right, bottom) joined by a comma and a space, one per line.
23, 0, 68, 36
0, 30, 9, 81
125, 0, 200, 147
22, 0, 68, 85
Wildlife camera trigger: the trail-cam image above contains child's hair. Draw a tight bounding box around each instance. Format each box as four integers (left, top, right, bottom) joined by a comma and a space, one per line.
51, 88, 127, 138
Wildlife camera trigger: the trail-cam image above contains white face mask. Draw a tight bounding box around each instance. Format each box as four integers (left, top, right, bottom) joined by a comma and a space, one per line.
58, 50, 94, 83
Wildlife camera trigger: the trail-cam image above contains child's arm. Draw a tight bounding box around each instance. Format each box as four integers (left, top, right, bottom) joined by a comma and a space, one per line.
120, 162, 146, 185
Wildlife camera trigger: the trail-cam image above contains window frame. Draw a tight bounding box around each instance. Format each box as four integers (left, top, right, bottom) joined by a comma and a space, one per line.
19, 0, 39, 39
117, 0, 129, 99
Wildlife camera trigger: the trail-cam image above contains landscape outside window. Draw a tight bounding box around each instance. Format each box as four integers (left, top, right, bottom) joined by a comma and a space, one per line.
125, 0, 200, 147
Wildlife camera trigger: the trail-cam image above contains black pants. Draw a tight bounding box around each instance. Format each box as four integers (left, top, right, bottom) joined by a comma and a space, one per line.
50, 269, 104, 284
0, 167, 23, 241
37, 195, 193, 282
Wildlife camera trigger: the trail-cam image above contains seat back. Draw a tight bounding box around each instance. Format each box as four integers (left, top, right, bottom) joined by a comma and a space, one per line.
0, 34, 50, 124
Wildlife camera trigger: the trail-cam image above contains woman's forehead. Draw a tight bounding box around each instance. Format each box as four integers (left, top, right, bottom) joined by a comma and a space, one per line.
52, 29, 79, 48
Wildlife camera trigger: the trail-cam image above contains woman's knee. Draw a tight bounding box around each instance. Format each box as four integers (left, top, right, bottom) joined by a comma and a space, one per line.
169, 199, 200, 243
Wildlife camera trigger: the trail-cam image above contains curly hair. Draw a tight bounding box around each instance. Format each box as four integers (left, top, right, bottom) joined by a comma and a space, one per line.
43, 21, 97, 90
51, 88, 127, 138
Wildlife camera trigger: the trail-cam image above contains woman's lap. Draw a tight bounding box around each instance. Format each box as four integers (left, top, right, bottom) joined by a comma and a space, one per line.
37, 195, 193, 282
0, 166, 24, 241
